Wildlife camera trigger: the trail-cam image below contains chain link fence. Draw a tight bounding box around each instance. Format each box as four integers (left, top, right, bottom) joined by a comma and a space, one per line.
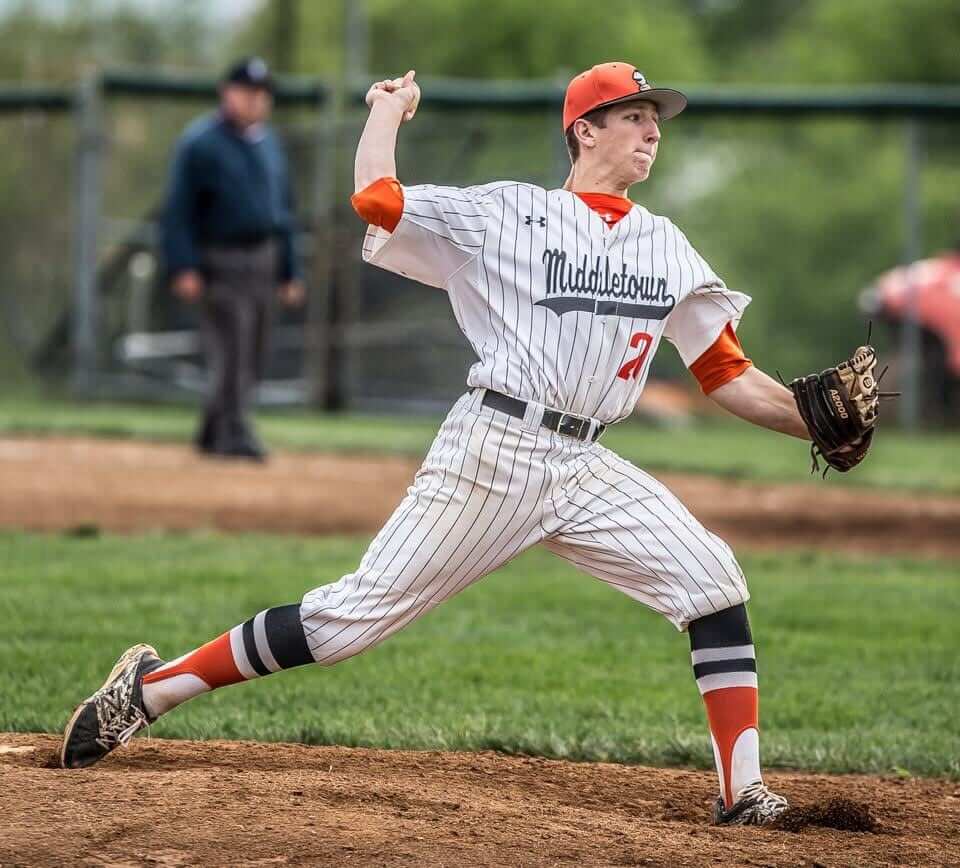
1, 73, 958, 423
0, 94, 74, 386
333, 92, 960, 421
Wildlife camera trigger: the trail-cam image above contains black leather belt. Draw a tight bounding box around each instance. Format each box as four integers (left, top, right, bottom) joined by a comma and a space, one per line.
480, 389, 606, 442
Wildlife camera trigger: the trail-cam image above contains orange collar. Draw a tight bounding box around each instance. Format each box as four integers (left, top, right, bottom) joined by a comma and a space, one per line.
574, 192, 633, 226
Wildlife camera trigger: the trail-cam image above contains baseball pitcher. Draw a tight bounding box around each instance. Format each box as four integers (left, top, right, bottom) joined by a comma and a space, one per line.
61, 63, 883, 827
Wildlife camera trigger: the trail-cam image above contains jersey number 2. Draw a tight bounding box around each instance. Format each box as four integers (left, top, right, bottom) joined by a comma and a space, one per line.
617, 332, 653, 381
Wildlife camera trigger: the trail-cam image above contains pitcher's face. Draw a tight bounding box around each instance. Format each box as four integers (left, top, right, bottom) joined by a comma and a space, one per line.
593, 100, 661, 184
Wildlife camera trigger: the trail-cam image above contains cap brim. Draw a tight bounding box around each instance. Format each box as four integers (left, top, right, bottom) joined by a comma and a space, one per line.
595, 87, 688, 121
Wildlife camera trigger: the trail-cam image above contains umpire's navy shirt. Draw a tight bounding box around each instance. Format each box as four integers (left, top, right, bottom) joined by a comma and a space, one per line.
161, 112, 301, 281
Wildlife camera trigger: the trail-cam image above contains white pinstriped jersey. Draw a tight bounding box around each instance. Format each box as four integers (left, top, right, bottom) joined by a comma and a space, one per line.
296, 181, 753, 657
362, 181, 750, 424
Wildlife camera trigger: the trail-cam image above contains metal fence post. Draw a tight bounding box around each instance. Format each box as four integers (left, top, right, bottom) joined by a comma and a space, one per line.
344, 0, 369, 85
899, 118, 923, 429
551, 71, 570, 186
71, 69, 103, 395
306, 88, 342, 410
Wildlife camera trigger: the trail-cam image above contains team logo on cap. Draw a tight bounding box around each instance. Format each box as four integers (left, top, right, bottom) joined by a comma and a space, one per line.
633, 70, 649, 91
248, 57, 268, 80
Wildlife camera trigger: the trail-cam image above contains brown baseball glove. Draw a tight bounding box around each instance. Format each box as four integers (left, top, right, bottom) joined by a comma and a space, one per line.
788, 345, 889, 474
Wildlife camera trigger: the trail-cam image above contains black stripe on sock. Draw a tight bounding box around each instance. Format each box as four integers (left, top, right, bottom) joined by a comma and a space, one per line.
688, 603, 752, 650
693, 658, 757, 679
241, 618, 270, 677
264, 604, 314, 669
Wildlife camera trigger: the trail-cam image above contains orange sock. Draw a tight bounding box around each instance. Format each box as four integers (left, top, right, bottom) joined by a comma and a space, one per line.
701, 686, 760, 808
141, 631, 246, 718
141, 605, 316, 718
143, 631, 243, 690
689, 604, 762, 808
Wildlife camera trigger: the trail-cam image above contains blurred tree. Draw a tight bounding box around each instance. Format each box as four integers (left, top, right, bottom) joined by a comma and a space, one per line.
225, 0, 960, 382
0, 0, 957, 395
685, 0, 808, 62
0, 1, 214, 82
239, 0, 710, 82
270, 0, 299, 73
774, 0, 960, 85
237, 0, 959, 85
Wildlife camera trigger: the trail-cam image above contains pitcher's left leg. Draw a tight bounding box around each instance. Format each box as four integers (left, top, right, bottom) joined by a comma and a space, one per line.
543, 444, 749, 627
544, 445, 786, 825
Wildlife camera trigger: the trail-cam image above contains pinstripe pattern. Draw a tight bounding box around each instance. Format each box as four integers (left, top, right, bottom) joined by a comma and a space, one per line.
543, 445, 748, 626
315, 179, 760, 666
300, 392, 751, 665
362, 182, 752, 425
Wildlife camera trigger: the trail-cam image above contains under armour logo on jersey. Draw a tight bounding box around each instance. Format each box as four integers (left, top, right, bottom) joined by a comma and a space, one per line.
524, 215, 546, 228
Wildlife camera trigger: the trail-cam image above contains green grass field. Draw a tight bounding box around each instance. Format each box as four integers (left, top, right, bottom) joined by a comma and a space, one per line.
3, 532, 957, 777
2, 395, 959, 492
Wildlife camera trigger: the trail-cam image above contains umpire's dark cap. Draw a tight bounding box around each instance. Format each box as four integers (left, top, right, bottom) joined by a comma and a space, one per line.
223, 56, 274, 91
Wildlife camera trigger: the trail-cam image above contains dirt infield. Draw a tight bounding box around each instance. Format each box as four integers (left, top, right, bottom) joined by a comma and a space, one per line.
1, 734, 957, 867
1, 435, 959, 557
3, 440, 957, 865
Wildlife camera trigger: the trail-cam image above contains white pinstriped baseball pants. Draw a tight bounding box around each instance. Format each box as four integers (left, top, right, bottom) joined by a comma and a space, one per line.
300, 390, 749, 664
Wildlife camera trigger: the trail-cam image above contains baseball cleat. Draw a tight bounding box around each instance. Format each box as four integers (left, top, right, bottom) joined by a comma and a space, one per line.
60, 643, 164, 769
712, 781, 789, 826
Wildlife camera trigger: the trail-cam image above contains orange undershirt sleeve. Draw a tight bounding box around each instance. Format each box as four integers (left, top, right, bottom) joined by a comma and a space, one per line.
350, 176, 404, 232
689, 322, 753, 394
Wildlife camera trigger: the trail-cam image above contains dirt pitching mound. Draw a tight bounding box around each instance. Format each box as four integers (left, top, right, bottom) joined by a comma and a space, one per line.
2, 734, 958, 867
2, 435, 960, 557
773, 797, 878, 833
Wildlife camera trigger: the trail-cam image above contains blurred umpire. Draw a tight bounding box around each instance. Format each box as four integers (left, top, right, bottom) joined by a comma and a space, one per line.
161, 56, 304, 461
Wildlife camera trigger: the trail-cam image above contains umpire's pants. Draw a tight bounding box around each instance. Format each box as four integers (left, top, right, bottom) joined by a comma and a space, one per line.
197, 239, 277, 450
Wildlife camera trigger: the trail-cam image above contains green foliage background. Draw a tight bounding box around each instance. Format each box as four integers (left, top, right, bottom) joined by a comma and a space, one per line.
252, 0, 960, 378
0, 0, 958, 386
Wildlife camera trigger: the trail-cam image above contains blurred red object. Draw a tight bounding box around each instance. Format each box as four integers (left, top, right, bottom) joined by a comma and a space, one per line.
861, 252, 960, 374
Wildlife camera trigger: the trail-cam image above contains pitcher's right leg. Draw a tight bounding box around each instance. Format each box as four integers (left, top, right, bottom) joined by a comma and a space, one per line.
62, 393, 555, 767
300, 393, 560, 665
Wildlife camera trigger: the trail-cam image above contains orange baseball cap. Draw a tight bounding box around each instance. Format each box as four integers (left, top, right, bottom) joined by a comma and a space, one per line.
563, 62, 687, 131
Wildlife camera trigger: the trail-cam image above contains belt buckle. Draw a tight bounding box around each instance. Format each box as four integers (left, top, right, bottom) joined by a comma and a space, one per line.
557, 412, 588, 440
